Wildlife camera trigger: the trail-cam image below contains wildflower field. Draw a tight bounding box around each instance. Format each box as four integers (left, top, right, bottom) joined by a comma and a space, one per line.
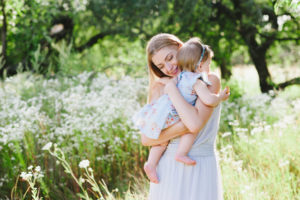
0, 65, 299, 200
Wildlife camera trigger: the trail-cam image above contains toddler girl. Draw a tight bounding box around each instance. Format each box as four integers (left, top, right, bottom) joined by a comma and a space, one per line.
133, 37, 230, 183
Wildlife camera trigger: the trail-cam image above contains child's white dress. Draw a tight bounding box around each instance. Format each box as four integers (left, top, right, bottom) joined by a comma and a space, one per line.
133, 71, 211, 139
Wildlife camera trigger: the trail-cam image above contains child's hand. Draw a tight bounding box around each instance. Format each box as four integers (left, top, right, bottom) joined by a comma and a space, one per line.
220, 86, 230, 101
157, 77, 178, 94
164, 77, 178, 94
157, 77, 178, 87
157, 77, 172, 85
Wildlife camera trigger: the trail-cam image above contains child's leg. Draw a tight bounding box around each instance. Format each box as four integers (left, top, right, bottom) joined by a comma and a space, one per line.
175, 133, 197, 165
144, 143, 167, 184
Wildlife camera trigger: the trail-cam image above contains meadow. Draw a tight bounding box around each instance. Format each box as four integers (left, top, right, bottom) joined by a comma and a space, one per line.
0, 61, 299, 199
1, 0, 299, 199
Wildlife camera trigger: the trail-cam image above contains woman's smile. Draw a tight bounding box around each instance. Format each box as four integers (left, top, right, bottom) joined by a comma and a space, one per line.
170, 66, 179, 76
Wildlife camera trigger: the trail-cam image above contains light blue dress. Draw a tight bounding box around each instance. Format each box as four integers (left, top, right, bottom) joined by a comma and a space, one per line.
133, 71, 211, 139
148, 104, 223, 200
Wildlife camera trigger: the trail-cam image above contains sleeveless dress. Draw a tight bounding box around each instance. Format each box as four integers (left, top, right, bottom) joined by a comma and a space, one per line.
133, 71, 211, 139
149, 104, 223, 200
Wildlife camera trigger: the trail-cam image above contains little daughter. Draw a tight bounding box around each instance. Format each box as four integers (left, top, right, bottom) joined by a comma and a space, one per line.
133, 37, 230, 183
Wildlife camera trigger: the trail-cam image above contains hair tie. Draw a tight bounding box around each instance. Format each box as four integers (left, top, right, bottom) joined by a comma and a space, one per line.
195, 45, 205, 71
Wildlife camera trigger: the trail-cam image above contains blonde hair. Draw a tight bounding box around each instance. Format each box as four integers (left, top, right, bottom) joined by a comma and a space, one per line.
146, 33, 183, 102
177, 37, 214, 72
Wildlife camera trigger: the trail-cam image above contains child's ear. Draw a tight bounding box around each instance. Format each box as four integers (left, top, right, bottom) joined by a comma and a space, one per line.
197, 65, 203, 72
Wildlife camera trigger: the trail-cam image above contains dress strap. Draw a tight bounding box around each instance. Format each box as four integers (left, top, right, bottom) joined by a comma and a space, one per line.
198, 72, 212, 86
176, 71, 184, 87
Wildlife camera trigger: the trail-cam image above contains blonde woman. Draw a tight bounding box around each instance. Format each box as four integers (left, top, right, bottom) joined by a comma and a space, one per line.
134, 37, 229, 184
140, 33, 224, 200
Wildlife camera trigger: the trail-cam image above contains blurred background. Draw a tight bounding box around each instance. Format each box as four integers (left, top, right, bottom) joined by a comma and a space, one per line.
0, 0, 299, 199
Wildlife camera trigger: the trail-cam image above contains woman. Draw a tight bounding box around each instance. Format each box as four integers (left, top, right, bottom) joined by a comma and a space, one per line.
141, 33, 224, 200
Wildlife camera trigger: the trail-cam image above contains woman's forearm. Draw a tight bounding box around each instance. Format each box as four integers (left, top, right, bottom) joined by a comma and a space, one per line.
165, 83, 203, 133
141, 121, 189, 146
165, 74, 220, 134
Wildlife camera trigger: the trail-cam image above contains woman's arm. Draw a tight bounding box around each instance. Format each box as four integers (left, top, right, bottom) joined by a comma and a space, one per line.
141, 96, 216, 146
164, 73, 221, 133
141, 121, 189, 146
141, 73, 222, 146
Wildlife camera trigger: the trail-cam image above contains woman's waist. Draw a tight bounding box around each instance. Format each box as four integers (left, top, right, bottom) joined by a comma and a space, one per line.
164, 143, 216, 157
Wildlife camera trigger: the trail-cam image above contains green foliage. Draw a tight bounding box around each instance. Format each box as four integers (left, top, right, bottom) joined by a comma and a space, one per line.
1, 0, 299, 93
46, 36, 147, 78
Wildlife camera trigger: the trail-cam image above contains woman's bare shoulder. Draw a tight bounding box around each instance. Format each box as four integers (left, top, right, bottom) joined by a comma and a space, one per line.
208, 72, 221, 94
149, 82, 164, 102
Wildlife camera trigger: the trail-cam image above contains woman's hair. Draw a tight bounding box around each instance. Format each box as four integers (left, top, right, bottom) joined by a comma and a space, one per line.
146, 33, 183, 102
177, 37, 214, 72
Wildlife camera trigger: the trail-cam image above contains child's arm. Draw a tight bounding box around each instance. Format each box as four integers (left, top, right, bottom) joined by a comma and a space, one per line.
193, 80, 230, 107
162, 75, 219, 134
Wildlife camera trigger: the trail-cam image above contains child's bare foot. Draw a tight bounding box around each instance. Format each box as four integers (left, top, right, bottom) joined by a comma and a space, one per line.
175, 155, 196, 165
144, 162, 159, 184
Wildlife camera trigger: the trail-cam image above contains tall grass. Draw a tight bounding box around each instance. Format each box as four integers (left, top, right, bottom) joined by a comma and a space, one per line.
0, 64, 299, 199
0, 72, 148, 199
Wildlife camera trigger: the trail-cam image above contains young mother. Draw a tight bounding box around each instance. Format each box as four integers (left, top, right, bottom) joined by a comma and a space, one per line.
141, 33, 223, 200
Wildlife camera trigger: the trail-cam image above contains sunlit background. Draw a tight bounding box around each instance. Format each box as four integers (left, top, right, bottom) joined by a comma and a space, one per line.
0, 0, 299, 199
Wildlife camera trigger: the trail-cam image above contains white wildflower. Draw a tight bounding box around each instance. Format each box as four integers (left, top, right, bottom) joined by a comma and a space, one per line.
222, 132, 231, 138
79, 177, 85, 184
229, 120, 239, 126
42, 142, 52, 151
279, 160, 289, 167
35, 166, 41, 172
20, 172, 32, 181
79, 160, 90, 168
20, 172, 27, 179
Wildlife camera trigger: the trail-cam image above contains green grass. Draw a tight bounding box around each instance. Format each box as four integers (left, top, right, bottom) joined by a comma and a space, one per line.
220, 124, 300, 200
0, 63, 299, 199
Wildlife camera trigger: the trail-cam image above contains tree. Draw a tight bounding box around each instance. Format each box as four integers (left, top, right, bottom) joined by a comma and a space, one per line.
1, 0, 299, 93
150, 0, 299, 92
0, 0, 161, 76
210, 0, 300, 92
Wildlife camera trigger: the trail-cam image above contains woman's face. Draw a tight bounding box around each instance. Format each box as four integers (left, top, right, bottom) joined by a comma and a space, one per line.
152, 46, 181, 77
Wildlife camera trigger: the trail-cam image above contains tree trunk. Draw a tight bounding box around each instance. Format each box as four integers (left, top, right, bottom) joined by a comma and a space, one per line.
219, 58, 231, 80
248, 47, 274, 92
0, 0, 7, 76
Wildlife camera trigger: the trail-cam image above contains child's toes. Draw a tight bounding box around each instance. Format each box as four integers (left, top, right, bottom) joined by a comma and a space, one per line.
175, 155, 196, 165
